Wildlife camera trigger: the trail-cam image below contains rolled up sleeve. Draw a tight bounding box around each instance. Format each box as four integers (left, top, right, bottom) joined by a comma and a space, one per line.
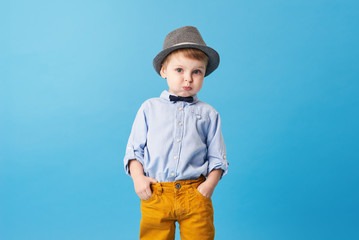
206, 111, 229, 177
124, 104, 148, 175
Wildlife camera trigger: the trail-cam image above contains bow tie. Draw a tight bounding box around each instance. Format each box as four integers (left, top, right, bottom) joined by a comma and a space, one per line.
169, 95, 193, 103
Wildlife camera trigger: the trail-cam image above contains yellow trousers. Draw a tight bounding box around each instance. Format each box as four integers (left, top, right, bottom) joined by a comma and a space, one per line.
140, 176, 215, 240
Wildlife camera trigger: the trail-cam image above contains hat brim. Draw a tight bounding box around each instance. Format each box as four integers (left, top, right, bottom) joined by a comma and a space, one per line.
153, 44, 220, 77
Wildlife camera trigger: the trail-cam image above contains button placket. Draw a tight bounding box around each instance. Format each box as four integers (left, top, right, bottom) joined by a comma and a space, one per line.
171, 102, 184, 179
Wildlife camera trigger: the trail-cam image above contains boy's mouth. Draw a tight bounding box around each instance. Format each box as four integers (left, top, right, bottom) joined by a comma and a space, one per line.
183, 87, 192, 91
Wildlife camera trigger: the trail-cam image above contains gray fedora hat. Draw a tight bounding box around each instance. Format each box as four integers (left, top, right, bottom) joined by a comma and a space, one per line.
153, 26, 220, 77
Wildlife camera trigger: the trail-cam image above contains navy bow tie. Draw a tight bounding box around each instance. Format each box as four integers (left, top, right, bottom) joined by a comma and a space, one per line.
169, 95, 193, 103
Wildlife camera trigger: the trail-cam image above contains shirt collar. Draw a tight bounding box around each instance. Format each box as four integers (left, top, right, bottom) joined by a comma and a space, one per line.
160, 90, 199, 104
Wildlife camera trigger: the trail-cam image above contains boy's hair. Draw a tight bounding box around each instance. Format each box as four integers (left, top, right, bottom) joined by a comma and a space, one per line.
161, 48, 209, 70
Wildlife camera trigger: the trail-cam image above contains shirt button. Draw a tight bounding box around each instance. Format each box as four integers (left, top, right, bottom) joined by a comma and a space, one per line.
178, 122, 183, 126
178, 107, 183, 111
223, 155, 227, 160
176, 138, 181, 143
174, 155, 178, 159
171, 173, 175, 176
196, 115, 201, 119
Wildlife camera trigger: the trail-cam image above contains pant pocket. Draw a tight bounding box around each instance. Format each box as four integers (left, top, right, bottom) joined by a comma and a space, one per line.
188, 185, 214, 221
191, 185, 211, 200
141, 190, 157, 203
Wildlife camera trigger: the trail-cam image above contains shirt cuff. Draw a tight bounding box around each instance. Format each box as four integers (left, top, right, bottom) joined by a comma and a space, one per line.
124, 146, 144, 176
208, 155, 229, 178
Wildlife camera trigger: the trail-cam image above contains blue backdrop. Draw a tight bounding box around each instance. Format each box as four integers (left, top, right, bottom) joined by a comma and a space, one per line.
1, 0, 358, 239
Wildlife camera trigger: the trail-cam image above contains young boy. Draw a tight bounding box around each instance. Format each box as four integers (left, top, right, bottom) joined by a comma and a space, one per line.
124, 26, 229, 240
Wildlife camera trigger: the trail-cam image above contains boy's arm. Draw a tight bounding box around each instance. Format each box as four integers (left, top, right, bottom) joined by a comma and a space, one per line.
206, 111, 228, 178
197, 169, 223, 198
129, 159, 157, 200
124, 103, 148, 176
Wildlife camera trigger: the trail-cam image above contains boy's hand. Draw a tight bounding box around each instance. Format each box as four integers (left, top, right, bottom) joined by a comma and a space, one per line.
197, 169, 223, 198
197, 181, 216, 198
129, 159, 158, 200
133, 175, 157, 200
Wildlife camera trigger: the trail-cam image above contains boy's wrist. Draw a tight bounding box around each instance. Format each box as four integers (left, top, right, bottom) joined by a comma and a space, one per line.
205, 169, 223, 186
128, 159, 145, 179
131, 172, 145, 179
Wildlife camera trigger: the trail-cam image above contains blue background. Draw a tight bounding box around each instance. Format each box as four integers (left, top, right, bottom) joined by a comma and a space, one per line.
1, 0, 358, 239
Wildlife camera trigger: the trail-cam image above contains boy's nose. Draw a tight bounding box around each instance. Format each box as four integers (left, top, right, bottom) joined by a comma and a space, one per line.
184, 73, 193, 83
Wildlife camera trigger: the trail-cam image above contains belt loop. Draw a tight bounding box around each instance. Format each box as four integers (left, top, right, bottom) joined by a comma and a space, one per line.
157, 183, 163, 196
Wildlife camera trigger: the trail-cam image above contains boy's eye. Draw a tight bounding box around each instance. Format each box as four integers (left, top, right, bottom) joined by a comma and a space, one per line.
193, 70, 202, 75
175, 68, 183, 73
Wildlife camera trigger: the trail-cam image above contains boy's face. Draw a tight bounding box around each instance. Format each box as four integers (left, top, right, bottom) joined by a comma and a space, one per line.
160, 52, 206, 97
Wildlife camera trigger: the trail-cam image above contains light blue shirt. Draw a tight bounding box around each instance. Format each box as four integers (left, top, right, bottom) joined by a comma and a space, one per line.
124, 90, 228, 182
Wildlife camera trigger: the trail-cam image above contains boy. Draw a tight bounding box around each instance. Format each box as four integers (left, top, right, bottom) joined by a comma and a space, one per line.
124, 26, 229, 240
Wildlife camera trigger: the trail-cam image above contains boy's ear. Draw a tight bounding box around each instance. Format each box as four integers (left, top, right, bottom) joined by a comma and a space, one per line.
160, 66, 167, 79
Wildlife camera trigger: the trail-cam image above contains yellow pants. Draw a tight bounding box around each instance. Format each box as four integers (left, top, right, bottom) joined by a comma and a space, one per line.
140, 176, 215, 240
